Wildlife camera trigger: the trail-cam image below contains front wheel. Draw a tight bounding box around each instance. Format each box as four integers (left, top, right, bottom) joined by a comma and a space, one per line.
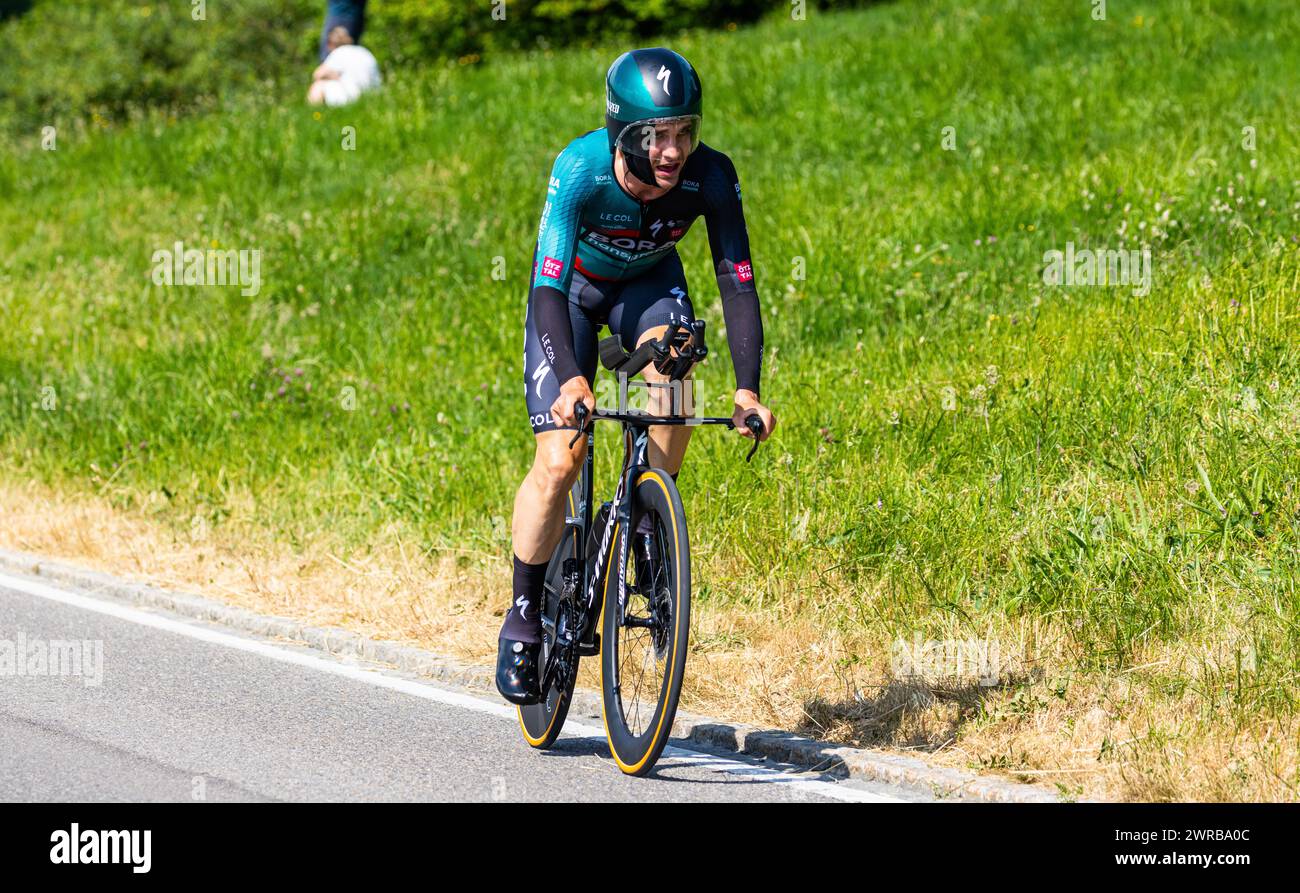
600, 469, 690, 776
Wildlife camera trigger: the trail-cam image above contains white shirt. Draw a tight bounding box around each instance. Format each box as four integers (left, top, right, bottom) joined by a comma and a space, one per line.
322, 44, 381, 93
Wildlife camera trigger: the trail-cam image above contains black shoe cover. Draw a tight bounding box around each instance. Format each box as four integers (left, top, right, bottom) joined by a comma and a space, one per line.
496, 637, 542, 705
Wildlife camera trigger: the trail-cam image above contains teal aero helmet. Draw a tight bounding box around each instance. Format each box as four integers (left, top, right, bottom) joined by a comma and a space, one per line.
604, 47, 703, 185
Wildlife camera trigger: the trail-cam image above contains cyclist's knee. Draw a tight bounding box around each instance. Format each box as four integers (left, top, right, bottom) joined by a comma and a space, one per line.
532, 435, 583, 491
634, 324, 668, 354
640, 360, 693, 416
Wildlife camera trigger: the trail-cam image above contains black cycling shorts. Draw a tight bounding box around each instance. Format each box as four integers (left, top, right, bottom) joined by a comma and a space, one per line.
522, 250, 696, 434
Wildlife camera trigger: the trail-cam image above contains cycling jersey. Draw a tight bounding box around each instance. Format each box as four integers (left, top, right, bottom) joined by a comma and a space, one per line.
528, 129, 763, 398
524, 252, 697, 433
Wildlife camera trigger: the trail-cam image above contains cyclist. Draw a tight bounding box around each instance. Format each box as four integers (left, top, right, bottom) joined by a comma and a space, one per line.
497, 47, 776, 705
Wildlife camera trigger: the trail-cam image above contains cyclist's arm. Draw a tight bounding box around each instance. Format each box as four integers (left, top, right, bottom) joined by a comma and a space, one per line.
530, 149, 595, 386
703, 153, 764, 398
530, 288, 581, 385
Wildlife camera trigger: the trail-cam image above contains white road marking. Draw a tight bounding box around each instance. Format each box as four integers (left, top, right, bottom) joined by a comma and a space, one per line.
0, 570, 904, 802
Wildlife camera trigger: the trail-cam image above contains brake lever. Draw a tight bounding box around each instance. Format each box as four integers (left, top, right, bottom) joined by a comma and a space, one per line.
743, 414, 764, 462
567, 402, 590, 449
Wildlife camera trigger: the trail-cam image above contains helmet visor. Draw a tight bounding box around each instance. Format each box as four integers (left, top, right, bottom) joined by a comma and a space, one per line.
613, 115, 702, 162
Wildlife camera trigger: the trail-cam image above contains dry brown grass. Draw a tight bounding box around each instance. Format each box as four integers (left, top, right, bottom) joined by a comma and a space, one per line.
2, 475, 1295, 801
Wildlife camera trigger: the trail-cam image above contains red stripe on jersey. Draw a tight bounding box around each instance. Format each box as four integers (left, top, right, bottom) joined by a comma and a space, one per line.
574, 254, 618, 281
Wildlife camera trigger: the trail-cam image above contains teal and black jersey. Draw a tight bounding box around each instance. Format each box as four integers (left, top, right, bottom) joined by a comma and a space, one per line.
528, 129, 763, 396
534, 129, 755, 294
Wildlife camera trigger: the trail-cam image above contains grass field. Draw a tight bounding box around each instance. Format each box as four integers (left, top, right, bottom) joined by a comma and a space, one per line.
2, 0, 1298, 800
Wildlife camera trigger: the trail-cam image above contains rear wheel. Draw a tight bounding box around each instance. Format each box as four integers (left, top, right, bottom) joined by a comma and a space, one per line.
600, 469, 690, 776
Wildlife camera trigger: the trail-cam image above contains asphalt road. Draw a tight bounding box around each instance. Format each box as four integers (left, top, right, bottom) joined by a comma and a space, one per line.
0, 571, 923, 803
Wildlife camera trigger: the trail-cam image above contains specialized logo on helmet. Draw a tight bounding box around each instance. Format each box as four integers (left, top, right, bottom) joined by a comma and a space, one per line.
541, 256, 565, 279
656, 65, 672, 95
736, 260, 753, 283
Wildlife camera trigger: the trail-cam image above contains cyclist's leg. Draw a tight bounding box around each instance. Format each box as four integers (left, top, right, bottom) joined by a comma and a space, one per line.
499, 278, 601, 702
607, 251, 697, 475
509, 277, 601, 616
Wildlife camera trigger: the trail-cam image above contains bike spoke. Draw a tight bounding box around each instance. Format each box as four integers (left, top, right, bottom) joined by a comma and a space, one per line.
618, 600, 655, 733
619, 618, 652, 735
617, 550, 669, 738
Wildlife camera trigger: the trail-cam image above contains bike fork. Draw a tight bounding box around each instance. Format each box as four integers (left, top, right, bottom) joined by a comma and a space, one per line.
575, 427, 603, 656
613, 425, 652, 622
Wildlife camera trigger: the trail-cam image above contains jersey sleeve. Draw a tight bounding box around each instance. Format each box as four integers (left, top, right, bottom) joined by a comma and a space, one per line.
702, 151, 765, 397
529, 145, 597, 386
532, 147, 595, 294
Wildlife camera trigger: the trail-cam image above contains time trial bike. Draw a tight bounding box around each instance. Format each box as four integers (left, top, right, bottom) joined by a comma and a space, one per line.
516, 319, 764, 776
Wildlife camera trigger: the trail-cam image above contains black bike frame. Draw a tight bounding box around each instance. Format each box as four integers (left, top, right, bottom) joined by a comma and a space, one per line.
570, 408, 736, 640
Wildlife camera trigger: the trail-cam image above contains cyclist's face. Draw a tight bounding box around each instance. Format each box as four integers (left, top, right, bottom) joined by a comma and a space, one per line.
644, 120, 696, 185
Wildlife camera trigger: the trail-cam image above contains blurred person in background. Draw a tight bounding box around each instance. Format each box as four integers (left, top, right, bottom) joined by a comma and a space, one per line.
308, 25, 381, 107
318, 0, 368, 63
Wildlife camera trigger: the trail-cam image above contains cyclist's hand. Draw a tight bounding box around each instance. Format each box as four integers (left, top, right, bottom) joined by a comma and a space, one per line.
732, 389, 775, 441
551, 375, 595, 431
